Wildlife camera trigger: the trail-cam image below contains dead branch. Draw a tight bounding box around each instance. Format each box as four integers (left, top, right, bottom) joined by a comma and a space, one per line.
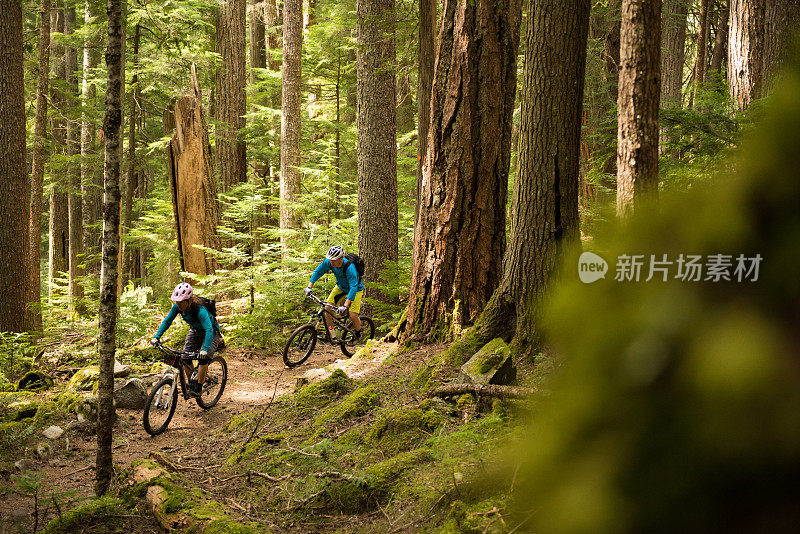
428, 384, 536, 399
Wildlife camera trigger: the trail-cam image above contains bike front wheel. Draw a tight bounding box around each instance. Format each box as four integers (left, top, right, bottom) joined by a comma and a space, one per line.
196, 356, 228, 409
340, 316, 376, 358
283, 324, 318, 368
143, 377, 178, 436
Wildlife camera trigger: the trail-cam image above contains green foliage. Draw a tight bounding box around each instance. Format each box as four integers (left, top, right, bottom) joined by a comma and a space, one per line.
0, 332, 36, 388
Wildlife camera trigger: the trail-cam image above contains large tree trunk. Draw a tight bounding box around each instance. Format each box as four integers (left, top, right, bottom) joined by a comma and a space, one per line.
0, 0, 29, 334
122, 23, 140, 286
82, 0, 103, 275
49, 4, 69, 300
763, 0, 800, 91
96, 0, 125, 497
690, 0, 712, 107
617, 0, 661, 218
403, 0, 522, 341
659, 0, 687, 156
414, 0, 435, 246
216, 0, 247, 191
166, 69, 221, 277
728, 0, 765, 109
456, 0, 590, 361
28, 0, 50, 333
661, 0, 688, 107
357, 0, 398, 313
65, 2, 84, 310
710, 0, 730, 80
280, 0, 303, 238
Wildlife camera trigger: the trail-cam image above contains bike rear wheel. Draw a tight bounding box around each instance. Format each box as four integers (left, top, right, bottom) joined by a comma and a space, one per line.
143, 377, 178, 436
340, 316, 376, 358
196, 356, 228, 409
283, 324, 318, 367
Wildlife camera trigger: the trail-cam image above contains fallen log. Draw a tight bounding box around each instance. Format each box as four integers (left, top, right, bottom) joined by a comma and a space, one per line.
428, 384, 536, 399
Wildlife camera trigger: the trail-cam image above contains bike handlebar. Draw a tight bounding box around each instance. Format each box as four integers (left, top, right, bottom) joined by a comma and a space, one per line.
305, 292, 344, 314
152, 340, 198, 360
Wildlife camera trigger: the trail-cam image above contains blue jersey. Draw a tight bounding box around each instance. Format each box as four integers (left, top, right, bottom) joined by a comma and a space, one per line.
310, 258, 364, 301
154, 302, 219, 352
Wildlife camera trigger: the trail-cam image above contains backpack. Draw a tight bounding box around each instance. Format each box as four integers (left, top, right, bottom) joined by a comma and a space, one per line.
189, 296, 218, 324
344, 253, 365, 282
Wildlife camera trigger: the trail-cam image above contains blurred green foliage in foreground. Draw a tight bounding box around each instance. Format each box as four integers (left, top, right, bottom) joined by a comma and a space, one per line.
512, 55, 800, 533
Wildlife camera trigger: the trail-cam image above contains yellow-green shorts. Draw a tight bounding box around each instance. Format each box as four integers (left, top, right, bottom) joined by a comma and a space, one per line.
327, 286, 362, 314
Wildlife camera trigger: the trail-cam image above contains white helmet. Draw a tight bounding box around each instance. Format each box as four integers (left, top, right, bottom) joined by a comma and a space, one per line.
326, 245, 345, 261
170, 282, 193, 302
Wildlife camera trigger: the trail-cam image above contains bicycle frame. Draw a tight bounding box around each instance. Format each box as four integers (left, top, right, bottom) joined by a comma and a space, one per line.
305, 293, 355, 343
153, 343, 198, 401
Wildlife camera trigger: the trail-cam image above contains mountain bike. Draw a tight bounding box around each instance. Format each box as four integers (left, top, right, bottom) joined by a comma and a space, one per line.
143, 341, 228, 436
282, 291, 376, 368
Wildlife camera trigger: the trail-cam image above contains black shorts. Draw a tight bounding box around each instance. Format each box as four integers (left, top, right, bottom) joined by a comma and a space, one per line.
183, 329, 224, 364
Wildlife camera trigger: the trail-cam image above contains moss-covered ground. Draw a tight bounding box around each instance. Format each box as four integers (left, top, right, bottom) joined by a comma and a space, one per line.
181, 342, 541, 533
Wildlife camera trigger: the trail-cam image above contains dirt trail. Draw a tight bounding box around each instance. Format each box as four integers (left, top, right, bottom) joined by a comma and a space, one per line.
0, 341, 393, 529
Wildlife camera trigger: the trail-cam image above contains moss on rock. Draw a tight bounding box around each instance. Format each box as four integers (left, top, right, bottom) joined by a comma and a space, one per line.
41, 496, 128, 534
313, 384, 381, 430
294, 369, 354, 410
367, 407, 444, 454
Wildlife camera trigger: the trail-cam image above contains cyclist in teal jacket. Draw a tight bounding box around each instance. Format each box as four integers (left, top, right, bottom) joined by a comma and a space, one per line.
304, 245, 363, 341
151, 283, 223, 396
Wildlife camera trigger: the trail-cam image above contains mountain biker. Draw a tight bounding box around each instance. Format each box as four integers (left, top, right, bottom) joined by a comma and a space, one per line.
151, 283, 224, 397
304, 245, 363, 342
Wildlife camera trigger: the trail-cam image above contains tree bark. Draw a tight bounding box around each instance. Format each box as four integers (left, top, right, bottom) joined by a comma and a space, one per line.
763, 0, 800, 92
617, 0, 661, 218
728, 0, 765, 109
710, 0, 730, 77
166, 68, 221, 277
82, 0, 103, 275
661, 0, 688, 108
96, 0, 125, 497
66, 1, 84, 310
49, 3, 69, 300
357, 0, 399, 313
403, 0, 522, 341
280, 0, 303, 237
122, 23, 140, 286
216, 0, 247, 191
0, 0, 29, 334
455, 0, 590, 362
690, 0, 711, 107
28, 0, 51, 333
415, 0, 435, 248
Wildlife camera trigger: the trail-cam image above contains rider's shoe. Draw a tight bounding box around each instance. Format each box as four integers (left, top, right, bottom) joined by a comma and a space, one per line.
352, 329, 362, 342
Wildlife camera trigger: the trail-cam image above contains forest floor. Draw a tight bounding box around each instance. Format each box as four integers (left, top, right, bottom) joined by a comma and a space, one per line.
0, 340, 399, 533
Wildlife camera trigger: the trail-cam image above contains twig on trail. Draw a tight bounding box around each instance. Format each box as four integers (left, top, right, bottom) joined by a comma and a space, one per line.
216, 470, 289, 484
233, 363, 286, 464
63, 465, 94, 477
287, 445, 322, 458
148, 451, 179, 472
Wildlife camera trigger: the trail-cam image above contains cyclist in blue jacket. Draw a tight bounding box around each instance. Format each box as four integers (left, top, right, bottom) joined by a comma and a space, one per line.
151, 283, 223, 396
304, 245, 363, 342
